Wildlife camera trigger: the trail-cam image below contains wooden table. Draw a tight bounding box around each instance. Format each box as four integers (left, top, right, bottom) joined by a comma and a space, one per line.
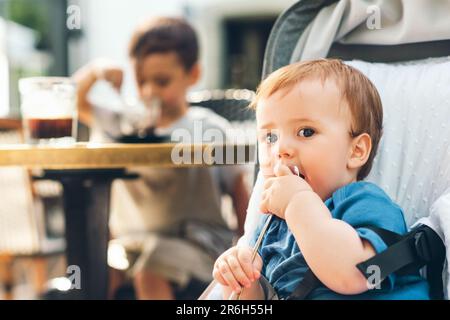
0, 142, 255, 169
0, 142, 255, 299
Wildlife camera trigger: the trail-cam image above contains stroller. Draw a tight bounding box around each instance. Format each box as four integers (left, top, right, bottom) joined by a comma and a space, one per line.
200, 0, 450, 300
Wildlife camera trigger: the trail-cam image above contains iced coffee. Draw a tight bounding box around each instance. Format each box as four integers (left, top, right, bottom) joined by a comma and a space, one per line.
19, 77, 77, 145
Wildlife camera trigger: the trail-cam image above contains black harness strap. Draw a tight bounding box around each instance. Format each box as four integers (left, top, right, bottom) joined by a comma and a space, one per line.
286, 224, 445, 300
412, 225, 446, 300
356, 225, 445, 300
286, 269, 322, 300
355, 226, 420, 281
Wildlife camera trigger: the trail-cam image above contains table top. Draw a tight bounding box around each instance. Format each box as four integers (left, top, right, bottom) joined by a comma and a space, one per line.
0, 142, 256, 169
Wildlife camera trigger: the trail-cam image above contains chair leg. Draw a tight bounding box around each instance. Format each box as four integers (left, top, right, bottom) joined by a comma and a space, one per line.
108, 267, 127, 299
0, 256, 15, 300
31, 257, 48, 297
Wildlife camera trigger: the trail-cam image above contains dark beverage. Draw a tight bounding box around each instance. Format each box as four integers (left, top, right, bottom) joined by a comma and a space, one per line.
27, 118, 74, 140
115, 127, 169, 144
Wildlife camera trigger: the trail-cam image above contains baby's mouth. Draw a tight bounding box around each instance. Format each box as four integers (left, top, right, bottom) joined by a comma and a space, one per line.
287, 165, 305, 179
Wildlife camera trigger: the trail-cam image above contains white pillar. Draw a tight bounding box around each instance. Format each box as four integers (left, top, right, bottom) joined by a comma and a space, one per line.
0, 19, 10, 116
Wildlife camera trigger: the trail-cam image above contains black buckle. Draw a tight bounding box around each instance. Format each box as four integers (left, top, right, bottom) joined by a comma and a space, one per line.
413, 225, 445, 264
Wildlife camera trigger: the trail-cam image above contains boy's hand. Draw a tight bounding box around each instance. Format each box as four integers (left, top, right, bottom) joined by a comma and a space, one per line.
73, 59, 123, 127
213, 246, 262, 294
260, 163, 313, 219
91, 59, 124, 91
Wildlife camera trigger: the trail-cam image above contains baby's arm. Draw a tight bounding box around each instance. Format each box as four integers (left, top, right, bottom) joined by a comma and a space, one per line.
285, 192, 376, 295
213, 246, 265, 300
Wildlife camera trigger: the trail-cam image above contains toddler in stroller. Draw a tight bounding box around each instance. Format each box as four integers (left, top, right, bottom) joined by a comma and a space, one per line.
201, 0, 450, 300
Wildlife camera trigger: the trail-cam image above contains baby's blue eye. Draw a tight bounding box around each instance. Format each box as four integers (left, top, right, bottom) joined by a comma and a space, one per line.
298, 128, 315, 138
266, 132, 278, 144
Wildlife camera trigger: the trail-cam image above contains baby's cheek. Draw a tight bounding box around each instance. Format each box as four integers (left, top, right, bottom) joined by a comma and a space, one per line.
258, 147, 276, 175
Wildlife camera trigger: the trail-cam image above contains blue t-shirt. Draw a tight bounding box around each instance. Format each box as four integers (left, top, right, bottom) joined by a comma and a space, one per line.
250, 181, 430, 300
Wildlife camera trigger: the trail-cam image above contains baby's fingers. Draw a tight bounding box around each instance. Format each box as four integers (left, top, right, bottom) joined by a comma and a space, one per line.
227, 255, 253, 289
212, 267, 228, 286
274, 163, 294, 177
217, 261, 242, 293
260, 190, 270, 213
237, 247, 259, 281
263, 178, 275, 190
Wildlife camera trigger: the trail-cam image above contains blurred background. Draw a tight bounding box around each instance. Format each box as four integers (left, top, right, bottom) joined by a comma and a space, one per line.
0, 0, 297, 118
0, 0, 295, 299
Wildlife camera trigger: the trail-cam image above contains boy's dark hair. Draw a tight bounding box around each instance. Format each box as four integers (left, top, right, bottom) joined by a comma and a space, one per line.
129, 17, 199, 71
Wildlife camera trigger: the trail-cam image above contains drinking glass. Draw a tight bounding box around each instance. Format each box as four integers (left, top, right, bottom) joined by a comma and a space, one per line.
19, 77, 77, 145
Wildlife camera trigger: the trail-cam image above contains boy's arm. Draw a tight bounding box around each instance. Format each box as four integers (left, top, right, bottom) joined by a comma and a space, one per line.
73, 60, 123, 127
285, 191, 376, 295
73, 65, 98, 127
230, 172, 250, 237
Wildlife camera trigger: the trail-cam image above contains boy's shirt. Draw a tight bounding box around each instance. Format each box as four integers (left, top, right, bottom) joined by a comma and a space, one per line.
91, 107, 246, 236
251, 181, 430, 300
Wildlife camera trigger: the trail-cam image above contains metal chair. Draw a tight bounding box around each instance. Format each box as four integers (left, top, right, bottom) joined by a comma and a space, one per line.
187, 89, 256, 123
0, 119, 65, 299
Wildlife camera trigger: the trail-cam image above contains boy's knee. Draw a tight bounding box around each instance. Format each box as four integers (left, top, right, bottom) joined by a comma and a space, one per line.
134, 269, 167, 285
133, 269, 175, 299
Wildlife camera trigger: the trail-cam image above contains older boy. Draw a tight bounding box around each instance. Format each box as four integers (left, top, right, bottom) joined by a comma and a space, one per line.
74, 17, 249, 300
213, 59, 429, 300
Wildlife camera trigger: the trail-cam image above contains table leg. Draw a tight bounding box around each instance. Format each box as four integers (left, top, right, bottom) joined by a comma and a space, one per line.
60, 176, 113, 299
37, 169, 137, 300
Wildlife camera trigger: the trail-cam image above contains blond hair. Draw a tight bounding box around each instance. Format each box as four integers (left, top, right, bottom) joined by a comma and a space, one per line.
251, 59, 383, 180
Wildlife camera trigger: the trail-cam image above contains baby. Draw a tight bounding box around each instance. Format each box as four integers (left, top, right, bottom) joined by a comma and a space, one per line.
213, 59, 430, 300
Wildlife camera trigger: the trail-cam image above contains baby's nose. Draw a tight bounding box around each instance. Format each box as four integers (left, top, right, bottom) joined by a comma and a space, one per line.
276, 140, 295, 159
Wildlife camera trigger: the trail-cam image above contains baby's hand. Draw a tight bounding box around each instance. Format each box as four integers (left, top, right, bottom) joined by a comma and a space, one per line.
213, 246, 262, 294
260, 163, 313, 219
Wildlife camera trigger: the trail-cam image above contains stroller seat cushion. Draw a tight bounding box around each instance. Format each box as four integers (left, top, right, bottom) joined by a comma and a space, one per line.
346, 57, 450, 227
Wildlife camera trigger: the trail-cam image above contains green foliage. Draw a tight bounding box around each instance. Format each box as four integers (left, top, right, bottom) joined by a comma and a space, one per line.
7, 0, 50, 49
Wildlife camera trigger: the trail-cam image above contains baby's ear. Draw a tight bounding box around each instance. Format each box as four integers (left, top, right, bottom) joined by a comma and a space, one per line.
348, 133, 372, 170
